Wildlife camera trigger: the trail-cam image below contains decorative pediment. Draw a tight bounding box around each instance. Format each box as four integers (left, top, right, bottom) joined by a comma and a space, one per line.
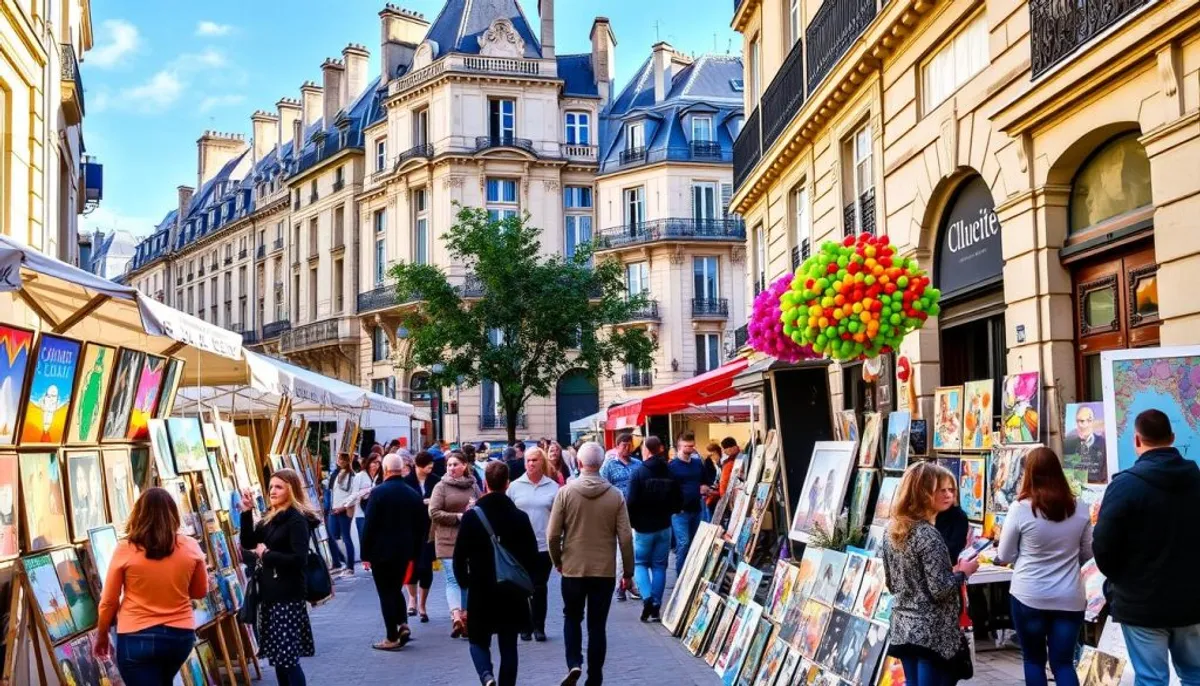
413, 42, 436, 70
478, 18, 525, 58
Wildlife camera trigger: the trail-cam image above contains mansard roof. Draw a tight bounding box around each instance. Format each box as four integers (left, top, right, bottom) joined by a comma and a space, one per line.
424, 0, 542, 59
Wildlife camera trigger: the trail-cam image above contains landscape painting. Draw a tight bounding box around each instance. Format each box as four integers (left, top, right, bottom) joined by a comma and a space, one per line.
167, 417, 209, 473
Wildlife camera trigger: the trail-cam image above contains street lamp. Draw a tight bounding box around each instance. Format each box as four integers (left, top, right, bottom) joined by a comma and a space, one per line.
395, 325, 409, 339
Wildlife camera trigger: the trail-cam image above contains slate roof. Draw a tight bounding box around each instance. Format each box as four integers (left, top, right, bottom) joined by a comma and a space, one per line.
557, 54, 599, 98
424, 0, 542, 59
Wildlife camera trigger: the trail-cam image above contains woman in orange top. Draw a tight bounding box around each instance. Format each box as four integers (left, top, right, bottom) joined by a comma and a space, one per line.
95, 487, 208, 685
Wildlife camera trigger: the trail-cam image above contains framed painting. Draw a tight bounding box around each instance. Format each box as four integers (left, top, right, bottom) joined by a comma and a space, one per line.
787, 441, 857, 543
834, 411, 859, 445
938, 456, 962, 485
0, 452, 18, 559
155, 358, 185, 419
873, 476, 902, 526
1101, 346, 1200, 475
166, 417, 209, 473
988, 444, 1036, 516
1000, 371, 1041, 444
19, 451, 70, 551
0, 325, 35, 447
269, 417, 289, 457
102, 448, 136, 534
959, 456, 986, 521
101, 348, 144, 442
933, 386, 963, 450
883, 411, 911, 471
130, 447, 152, 494
66, 343, 116, 445
19, 334, 83, 446
848, 469, 875, 532
1063, 402, 1107, 485
858, 412, 882, 468
909, 419, 929, 456
87, 525, 119, 587
125, 354, 166, 441
50, 546, 97, 632
64, 449, 108, 542
148, 418, 177, 479
961, 379, 994, 451
23, 551, 76, 641
196, 639, 222, 686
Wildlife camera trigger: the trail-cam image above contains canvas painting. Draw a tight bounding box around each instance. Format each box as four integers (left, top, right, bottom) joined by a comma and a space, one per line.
712, 602, 752, 675
835, 411, 859, 445
883, 411, 911, 471
848, 469, 875, 532
1082, 560, 1106, 621
1063, 402, 1107, 484
126, 354, 166, 440
207, 450, 233, 513
858, 413, 882, 467
1102, 346, 1200, 474
130, 447, 152, 494
1001, 371, 1041, 444
0, 325, 34, 446
51, 547, 97, 631
815, 609, 849, 670
88, 525, 119, 587
776, 651, 804, 686
730, 561, 765, 605
961, 379, 994, 451
156, 358, 184, 419
959, 456, 986, 521
752, 637, 790, 686
988, 445, 1034, 515
766, 560, 800, 623
829, 614, 870, 681
0, 452, 19, 559
20, 451, 69, 550
788, 441, 857, 542
795, 600, 833, 659
811, 549, 848, 606
715, 601, 764, 681
864, 525, 886, 556
1077, 646, 1125, 686
873, 476, 901, 526
834, 552, 869, 612
167, 417, 209, 473
873, 590, 895, 624
102, 348, 143, 441
24, 552, 76, 641
19, 334, 82, 446
683, 589, 722, 656
102, 448, 136, 534
852, 558, 887, 619
729, 617, 773, 686
182, 648, 207, 686
196, 639, 222, 686
65, 450, 107, 542
983, 511, 1007, 540
933, 386, 963, 450
909, 419, 928, 456
66, 343, 116, 445
53, 635, 106, 686
854, 621, 890, 686
878, 657, 907, 686
938, 456, 962, 485
148, 418, 178, 479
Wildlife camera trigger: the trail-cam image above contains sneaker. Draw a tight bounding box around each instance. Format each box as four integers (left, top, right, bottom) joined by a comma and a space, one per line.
616, 588, 627, 602
560, 667, 582, 686
628, 587, 642, 600
520, 633, 532, 642
483, 675, 497, 686
640, 600, 655, 623
533, 630, 546, 642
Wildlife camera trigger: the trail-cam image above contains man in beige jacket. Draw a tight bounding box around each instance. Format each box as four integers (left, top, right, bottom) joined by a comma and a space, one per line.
547, 441, 634, 686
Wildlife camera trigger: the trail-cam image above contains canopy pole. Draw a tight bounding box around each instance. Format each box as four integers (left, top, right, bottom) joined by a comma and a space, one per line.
15, 287, 58, 328
53, 293, 110, 334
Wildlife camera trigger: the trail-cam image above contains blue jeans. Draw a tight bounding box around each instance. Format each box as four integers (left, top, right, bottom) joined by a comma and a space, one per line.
325, 513, 345, 568
116, 625, 196, 686
469, 631, 518, 686
274, 664, 307, 686
1010, 597, 1083, 686
1121, 622, 1200, 686
633, 528, 671, 607
899, 656, 956, 686
441, 557, 465, 612
331, 511, 355, 570
671, 510, 701, 570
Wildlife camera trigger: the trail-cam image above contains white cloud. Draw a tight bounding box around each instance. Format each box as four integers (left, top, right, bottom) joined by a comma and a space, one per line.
81, 206, 159, 239
89, 19, 140, 68
119, 70, 184, 113
195, 21, 234, 37
199, 94, 245, 112
173, 47, 228, 71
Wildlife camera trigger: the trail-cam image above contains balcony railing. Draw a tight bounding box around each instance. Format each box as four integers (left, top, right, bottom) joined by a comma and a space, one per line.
479, 414, 528, 431
692, 298, 730, 318
332, 179, 345, 192
273, 238, 284, 252
395, 144, 434, 168
620, 300, 660, 323
357, 283, 420, 313
241, 330, 260, 346
843, 188, 877, 238
198, 266, 206, 277
224, 256, 233, 265
807, 0, 878, 91
735, 324, 749, 350
280, 318, 353, 352
619, 146, 647, 166
475, 135, 535, 154
309, 191, 319, 203
733, 108, 761, 191
689, 141, 723, 160
262, 320, 291, 339
1030, 0, 1152, 77
622, 371, 653, 389
390, 53, 542, 97
238, 249, 247, 260
561, 144, 598, 161
60, 43, 84, 124
761, 38, 807, 151
791, 239, 811, 271
256, 245, 265, 259
595, 218, 746, 250
293, 198, 301, 210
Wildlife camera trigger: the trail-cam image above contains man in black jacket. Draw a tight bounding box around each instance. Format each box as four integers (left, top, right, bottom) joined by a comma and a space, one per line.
361, 454, 430, 651
1094, 409, 1200, 684
624, 436, 681, 622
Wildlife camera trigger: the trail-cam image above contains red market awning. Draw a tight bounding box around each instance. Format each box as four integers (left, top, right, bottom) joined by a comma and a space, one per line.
606, 356, 750, 430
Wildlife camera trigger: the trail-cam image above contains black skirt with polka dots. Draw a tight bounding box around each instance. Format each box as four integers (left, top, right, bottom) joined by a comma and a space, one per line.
257, 600, 315, 667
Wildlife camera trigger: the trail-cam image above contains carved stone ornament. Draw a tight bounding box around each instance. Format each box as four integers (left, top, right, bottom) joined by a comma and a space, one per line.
543, 180, 561, 192
669, 245, 687, 265
443, 176, 465, 189
478, 19, 525, 59
413, 42, 436, 71
730, 246, 746, 265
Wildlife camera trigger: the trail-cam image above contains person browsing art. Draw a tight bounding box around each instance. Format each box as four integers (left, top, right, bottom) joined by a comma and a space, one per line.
506, 447, 559, 642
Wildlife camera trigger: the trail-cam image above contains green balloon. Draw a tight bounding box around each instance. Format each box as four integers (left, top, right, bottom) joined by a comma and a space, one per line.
912, 300, 924, 312
816, 334, 827, 347
890, 313, 901, 325
929, 303, 941, 316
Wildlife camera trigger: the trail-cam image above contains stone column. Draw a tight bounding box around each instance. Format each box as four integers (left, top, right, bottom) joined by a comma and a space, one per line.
1143, 113, 1200, 344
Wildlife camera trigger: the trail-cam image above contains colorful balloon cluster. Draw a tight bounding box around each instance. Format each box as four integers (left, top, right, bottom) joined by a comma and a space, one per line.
748, 274, 818, 363
780, 233, 941, 361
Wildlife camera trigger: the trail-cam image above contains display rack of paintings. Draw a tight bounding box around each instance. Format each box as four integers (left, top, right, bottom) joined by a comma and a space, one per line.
661, 522, 722, 634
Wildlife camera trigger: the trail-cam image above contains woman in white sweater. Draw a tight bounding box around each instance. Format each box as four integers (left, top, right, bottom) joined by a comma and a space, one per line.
994, 447, 1093, 686
328, 452, 364, 575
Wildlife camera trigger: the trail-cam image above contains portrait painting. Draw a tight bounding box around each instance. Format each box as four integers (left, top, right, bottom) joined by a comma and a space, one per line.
0, 452, 19, 559
811, 549, 848, 606
858, 413, 882, 468
788, 441, 857, 542
166, 417, 209, 473
87, 525, 119, 587
102, 448, 136, 534
988, 445, 1033, 515
833, 552, 868, 612
102, 348, 143, 441
125, 353, 166, 441
67, 343, 116, 445
155, 358, 184, 419
19, 334, 82, 446
933, 386, 963, 450
872, 476, 901, 526
1001, 371, 1041, 444
65, 450, 107, 542
909, 418, 929, 456
0, 325, 34, 446
51, 546, 97, 631
959, 456, 986, 521
1064, 402, 1107, 484
961, 379, 994, 451
148, 418, 177, 480
848, 469, 875, 532
24, 552, 75, 641
19, 451, 69, 551
883, 411, 910, 471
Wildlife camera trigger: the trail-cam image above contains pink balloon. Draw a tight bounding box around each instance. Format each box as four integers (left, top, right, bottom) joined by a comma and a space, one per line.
747, 274, 818, 363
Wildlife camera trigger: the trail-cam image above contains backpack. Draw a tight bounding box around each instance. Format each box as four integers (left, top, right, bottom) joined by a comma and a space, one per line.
473, 507, 534, 596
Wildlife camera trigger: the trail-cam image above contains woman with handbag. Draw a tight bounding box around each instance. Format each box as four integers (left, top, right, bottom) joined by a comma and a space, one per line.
429, 452, 480, 638
94, 488, 208, 685
453, 461, 539, 686
881, 462, 979, 685
240, 469, 320, 686
328, 453, 360, 576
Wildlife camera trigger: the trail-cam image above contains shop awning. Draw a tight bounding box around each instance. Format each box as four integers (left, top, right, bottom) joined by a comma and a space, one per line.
569, 409, 607, 433
606, 357, 750, 430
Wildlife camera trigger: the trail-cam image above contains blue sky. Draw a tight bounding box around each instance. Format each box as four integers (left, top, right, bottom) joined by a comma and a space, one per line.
80, 0, 741, 239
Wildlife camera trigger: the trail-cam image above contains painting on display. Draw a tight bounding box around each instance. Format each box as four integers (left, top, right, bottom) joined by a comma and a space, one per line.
909, 419, 929, 456
873, 476, 901, 526
66, 343, 116, 445
196, 639, 222, 686
101, 349, 143, 441
933, 386, 963, 450
102, 448, 136, 534
54, 631, 114, 686
961, 379, 994, 451
125, 354, 166, 441
19, 451, 69, 550
959, 456, 986, 521
883, 411, 911, 471
1000, 371, 1041, 444
714, 601, 763, 681
938, 456, 962, 485
1077, 646, 1126, 686
148, 418, 177, 480
0, 325, 34, 446
24, 551, 76, 641
130, 446, 152, 495
19, 334, 83, 446
858, 413, 882, 468
835, 411, 859, 445
796, 599, 833, 659
64, 450, 107, 542
0, 453, 18, 559
50, 546, 97, 632
155, 358, 184, 418
989, 444, 1036, 515
852, 558, 887, 619
765, 560, 800, 623
833, 552, 869, 612
167, 417, 209, 473
1063, 402, 1107, 485
811, 549, 848, 606
87, 525, 119, 586
1102, 346, 1200, 475
848, 469, 875, 532
787, 442, 857, 542
729, 561, 764, 605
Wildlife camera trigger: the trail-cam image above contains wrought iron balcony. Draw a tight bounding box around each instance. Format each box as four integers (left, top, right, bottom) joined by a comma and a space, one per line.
309, 191, 319, 203
224, 256, 232, 265
475, 135, 535, 154
479, 414, 528, 431
273, 238, 284, 252
807, 0, 878, 91
280, 318, 354, 352
734, 324, 749, 350
692, 298, 730, 319
754, 276, 765, 296
256, 245, 265, 260
357, 283, 421, 313
619, 146, 647, 166
689, 141, 723, 160
762, 38, 807, 152
293, 198, 301, 210
1030, 0, 1152, 77
198, 266, 206, 277
187, 271, 194, 281
620, 300, 660, 323
241, 330, 260, 345
262, 320, 291, 339
176, 276, 183, 286
332, 179, 345, 192
622, 371, 653, 389
733, 108, 761, 191
595, 218, 745, 250
238, 249, 247, 260
843, 188, 877, 238
395, 144, 434, 168
60, 43, 84, 124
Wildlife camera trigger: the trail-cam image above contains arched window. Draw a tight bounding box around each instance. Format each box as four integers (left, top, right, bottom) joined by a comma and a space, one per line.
1070, 132, 1152, 235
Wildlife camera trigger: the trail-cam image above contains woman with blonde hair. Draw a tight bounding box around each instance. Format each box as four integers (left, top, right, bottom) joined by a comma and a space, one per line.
95, 488, 208, 684
881, 462, 978, 685
240, 469, 320, 686
545, 441, 571, 485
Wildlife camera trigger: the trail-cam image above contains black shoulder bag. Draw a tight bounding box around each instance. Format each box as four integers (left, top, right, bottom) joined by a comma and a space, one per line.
236, 559, 261, 625
304, 530, 334, 606
473, 508, 534, 596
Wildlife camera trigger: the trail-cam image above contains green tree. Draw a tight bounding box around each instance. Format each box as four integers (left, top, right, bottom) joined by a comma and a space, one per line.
389, 205, 656, 442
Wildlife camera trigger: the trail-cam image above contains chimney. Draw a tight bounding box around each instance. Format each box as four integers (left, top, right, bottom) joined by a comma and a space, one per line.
342, 44, 370, 103
177, 185, 194, 227
652, 42, 673, 103
380, 4, 429, 82
321, 58, 346, 125
276, 97, 302, 146
300, 81, 323, 128
196, 131, 247, 189
251, 110, 279, 160
590, 18, 616, 106
538, 0, 555, 59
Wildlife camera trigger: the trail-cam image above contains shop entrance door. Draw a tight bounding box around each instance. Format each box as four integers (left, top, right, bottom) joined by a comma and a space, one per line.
939, 293, 1006, 422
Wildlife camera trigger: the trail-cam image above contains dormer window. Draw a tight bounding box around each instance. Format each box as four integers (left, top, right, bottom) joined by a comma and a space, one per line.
565, 112, 591, 145
692, 116, 713, 142
626, 122, 645, 150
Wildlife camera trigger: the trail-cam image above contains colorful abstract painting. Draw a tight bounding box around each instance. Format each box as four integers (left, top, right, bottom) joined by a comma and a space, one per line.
961, 379, 994, 451
933, 386, 963, 451
155, 358, 184, 418
25, 552, 75, 641
125, 354, 166, 441
66, 343, 116, 445
883, 411, 911, 471
0, 325, 34, 446
1000, 371, 1041, 444
19, 334, 82, 446
1102, 346, 1200, 475
959, 456, 986, 521
102, 349, 143, 441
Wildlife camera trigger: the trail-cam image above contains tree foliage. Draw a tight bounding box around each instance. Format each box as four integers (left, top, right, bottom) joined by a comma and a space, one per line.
388, 205, 657, 441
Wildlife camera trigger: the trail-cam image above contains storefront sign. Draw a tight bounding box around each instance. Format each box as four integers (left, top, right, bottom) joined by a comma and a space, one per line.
936, 176, 1003, 299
